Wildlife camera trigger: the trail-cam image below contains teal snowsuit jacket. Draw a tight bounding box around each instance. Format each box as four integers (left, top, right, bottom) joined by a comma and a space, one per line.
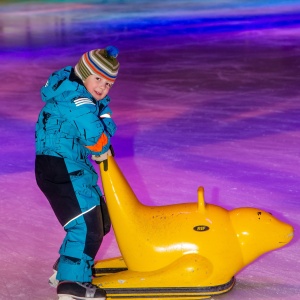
35, 66, 116, 223
35, 66, 117, 282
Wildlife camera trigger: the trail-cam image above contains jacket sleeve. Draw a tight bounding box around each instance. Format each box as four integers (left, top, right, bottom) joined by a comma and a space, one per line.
68, 97, 111, 155
99, 106, 117, 137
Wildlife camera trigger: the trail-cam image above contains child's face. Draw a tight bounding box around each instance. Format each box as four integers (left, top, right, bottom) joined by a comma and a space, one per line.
84, 74, 113, 101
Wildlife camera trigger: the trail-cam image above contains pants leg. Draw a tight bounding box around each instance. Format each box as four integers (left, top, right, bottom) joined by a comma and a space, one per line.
35, 155, 104, 282
58, 206, 104, 282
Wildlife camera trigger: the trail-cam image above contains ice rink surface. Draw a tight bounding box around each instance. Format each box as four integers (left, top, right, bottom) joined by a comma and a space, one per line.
0, 0, 300, 299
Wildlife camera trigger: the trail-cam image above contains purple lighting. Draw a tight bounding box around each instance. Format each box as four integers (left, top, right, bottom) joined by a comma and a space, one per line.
0, 1, 299, 299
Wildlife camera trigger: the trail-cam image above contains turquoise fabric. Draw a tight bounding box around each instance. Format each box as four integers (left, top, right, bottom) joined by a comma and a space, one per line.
58, 215, 96, 282
35, 66, 116, 212
35, 67, 116, 282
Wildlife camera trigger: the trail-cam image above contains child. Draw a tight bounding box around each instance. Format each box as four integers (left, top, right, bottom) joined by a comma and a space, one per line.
35, 46, 120, 300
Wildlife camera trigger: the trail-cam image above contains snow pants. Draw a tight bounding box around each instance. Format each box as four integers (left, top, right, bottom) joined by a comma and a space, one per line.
35, 155, 105, 282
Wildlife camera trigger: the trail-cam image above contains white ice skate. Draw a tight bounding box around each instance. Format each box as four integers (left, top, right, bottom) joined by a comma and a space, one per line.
49, 269, 59, 288
49, 259, 59, 288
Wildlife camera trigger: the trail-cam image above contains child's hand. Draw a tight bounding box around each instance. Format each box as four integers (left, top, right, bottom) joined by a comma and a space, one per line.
92, 145, 114, 171
92, 149, 111, 163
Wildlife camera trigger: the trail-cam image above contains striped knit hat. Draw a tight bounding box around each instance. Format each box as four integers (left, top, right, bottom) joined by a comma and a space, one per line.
74, 46, 120, 83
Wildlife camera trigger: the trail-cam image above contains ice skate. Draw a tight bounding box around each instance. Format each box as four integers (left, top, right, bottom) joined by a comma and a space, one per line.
49, 269, 59, 288
49, 259, 59, 288
57, 281, 106, 300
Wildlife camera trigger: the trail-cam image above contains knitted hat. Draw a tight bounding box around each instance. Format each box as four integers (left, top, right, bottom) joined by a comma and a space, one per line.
74, 46, 120, 83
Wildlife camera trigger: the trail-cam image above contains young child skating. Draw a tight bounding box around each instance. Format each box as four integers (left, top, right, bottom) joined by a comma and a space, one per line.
35, 46, 120, 300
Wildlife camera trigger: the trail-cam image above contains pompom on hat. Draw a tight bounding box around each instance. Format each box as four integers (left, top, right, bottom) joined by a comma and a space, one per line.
74, 46, 120, 83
